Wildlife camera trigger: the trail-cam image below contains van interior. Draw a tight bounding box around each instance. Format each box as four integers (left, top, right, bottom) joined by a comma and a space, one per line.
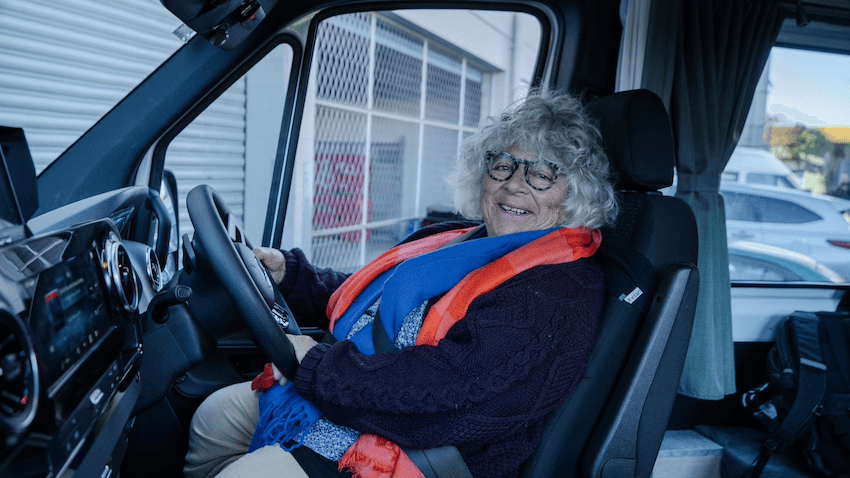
1, 0, 849, 477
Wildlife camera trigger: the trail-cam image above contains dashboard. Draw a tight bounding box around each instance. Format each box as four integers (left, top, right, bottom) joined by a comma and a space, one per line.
0, 216, 163, 477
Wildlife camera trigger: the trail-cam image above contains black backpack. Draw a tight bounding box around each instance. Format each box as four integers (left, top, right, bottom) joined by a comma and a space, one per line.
742, 311, 850, 477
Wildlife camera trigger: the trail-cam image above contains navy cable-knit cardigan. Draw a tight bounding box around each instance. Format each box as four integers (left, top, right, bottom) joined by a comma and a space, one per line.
278, 223, 604, 478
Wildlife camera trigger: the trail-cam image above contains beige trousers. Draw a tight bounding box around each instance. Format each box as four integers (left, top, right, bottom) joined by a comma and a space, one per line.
183, 381, 308, 478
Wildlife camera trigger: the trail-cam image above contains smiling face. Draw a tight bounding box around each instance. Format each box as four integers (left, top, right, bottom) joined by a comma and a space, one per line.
480, 146, 568, 236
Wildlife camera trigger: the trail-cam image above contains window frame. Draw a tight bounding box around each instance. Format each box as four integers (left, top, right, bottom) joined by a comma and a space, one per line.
146, 33, 305, 249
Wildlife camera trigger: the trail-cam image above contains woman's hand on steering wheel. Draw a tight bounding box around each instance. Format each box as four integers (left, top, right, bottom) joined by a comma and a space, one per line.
254, 247, 286, 285
288, 334, 317, 362
268, 334, 318, 387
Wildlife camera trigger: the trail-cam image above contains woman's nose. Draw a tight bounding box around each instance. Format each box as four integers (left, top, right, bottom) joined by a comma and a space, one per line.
503, 166, 530, 192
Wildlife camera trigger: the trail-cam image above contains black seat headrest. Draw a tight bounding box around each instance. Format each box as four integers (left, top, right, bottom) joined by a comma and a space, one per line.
586, 89, 675, 192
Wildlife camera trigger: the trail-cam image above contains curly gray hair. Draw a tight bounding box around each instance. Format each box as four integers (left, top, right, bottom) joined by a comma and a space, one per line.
449, 91, 618, 229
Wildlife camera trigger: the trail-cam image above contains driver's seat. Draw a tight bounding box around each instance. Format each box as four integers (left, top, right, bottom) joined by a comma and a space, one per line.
409, 89, 698, 478
518, 89, 699, 478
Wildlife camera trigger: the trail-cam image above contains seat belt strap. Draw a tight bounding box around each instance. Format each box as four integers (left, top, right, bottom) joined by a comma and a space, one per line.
368, 223, 485, 476
403, 446, 474, 478
371, 300, 473, 478
372, 308, 397, 354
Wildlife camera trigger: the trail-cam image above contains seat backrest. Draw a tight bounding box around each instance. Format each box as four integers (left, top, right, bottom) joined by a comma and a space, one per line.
520, 89, 699, 478
589, 90, 697, 283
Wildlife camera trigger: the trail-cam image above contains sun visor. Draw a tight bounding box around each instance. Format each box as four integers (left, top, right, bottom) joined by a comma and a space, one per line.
161, 0, 269, 50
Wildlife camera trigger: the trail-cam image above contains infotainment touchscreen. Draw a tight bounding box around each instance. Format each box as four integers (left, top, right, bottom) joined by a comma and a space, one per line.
29, 249, 114, 394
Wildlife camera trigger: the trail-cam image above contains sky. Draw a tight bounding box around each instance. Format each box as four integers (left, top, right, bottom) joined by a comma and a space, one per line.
767, 46, 850, 127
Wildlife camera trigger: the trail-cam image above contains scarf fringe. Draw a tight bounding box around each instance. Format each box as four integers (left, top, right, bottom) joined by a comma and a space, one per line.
338, 434, 424, 478
249, 384, 321, 453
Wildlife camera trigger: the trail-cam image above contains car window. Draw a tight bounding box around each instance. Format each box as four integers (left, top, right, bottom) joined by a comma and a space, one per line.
282, 10, 543, 272
162, 44, 294, 244
751, 194, 821, 223
728, 253, 804, 282
729, 44, 850, 283
747, 173, 795, 188
721, 191, 758, 222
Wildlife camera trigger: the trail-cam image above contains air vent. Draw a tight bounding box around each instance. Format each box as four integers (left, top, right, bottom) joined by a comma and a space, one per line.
0, 234, 69, 281
101, 232, 139, 313
0, 310, 39, 447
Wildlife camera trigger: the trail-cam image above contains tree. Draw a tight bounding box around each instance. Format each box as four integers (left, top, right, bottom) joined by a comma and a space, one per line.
767, 120, 833, 172
786, 125, 833, 162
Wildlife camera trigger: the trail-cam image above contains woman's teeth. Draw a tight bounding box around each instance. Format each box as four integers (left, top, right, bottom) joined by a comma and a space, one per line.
500, 204, 529, 215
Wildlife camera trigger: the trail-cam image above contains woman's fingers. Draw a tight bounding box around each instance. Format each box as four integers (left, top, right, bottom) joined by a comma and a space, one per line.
253, 247, 286, 284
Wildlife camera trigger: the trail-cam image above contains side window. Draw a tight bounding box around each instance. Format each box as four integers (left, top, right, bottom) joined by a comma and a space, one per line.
753, 196, 821, 224
745, 173, 796, 189
728, 253, 804, 282
163, 44, 294, 243
284, 10, 542, 272
774, 176, 796, 189
747, 173, 781, 187
728, 42, 850, 283
722, 192, 757, 222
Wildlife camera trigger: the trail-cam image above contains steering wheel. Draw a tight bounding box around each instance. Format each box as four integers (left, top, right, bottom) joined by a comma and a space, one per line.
186, 185, 301, 380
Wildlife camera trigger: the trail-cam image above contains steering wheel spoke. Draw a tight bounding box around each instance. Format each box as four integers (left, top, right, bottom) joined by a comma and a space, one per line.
272, 288, 301, 335
223, 209, 252, 249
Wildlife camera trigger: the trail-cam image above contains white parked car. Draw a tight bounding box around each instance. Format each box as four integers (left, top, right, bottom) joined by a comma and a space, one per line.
728, 241, 844, 283
722, 146, 802, 189
721, 182, 850, 281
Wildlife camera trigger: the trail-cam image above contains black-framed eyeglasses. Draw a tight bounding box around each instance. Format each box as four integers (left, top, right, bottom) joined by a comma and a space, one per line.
485, 151, 561, 191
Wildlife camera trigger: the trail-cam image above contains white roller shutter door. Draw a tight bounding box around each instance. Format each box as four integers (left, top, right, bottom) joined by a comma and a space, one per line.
0, 0, 248, 231
167, 79, 248, 240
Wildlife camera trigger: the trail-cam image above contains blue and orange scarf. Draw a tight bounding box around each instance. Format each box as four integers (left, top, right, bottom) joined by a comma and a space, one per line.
249, 225, 601, 477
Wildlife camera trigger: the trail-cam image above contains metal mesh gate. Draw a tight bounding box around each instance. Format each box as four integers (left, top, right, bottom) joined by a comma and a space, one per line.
309, 12, 490, 272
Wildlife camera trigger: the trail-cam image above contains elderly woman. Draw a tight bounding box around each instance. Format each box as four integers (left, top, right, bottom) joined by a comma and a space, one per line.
184, 91, 618, 478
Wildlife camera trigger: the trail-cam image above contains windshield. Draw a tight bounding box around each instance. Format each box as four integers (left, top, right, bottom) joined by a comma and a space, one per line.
0, 0, 184, 174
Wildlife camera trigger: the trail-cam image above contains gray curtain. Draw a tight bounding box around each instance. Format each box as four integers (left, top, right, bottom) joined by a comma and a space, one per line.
670, 0, 784, 399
